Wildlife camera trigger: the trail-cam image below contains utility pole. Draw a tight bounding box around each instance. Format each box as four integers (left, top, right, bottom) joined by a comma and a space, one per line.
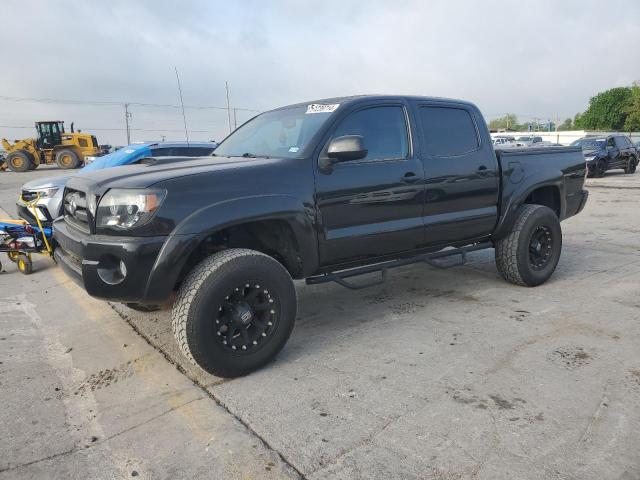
233, 108, 238, 130
175, 67, 190, 145
124, 103, 132, 145
225, 81, 232, 134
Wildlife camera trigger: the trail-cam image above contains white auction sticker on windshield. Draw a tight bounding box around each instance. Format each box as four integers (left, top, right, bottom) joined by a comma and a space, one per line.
306, 103, 340, 114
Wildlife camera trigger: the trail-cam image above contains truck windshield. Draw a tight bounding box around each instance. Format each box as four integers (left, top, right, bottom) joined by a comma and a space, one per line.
214, 105, 335, 159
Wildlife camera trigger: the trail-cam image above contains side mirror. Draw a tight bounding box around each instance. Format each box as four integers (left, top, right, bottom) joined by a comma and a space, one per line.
327, 135, 368, 162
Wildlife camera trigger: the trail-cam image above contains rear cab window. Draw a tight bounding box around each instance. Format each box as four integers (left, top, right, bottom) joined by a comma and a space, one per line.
418, 106, 479, 157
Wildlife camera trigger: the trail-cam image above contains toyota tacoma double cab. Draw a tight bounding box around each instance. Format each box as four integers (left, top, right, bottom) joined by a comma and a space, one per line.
53, 95, 589, 377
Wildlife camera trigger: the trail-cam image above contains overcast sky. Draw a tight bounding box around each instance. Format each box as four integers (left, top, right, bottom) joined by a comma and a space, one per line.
1, 0, 639, 145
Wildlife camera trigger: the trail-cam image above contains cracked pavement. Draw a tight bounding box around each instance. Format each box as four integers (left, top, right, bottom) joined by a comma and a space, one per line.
1, 166, 639, 479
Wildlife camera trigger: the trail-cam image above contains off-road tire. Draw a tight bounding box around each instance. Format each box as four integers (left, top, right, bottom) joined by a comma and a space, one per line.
125, 302, 161, 312
495, 204, 562, 287
625, 156, 637, 174
6, 151, 32, 172
172, 248, 297, 378
55, 149, 81, 169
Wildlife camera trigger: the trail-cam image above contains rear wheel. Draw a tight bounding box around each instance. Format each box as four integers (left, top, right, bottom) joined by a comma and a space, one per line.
625, 156, 637, 174
172, 248, 297, 378
16, 254, 33, 275
6, 151, 32, 172
495, 204, 562, 287
55, 149, 81, 169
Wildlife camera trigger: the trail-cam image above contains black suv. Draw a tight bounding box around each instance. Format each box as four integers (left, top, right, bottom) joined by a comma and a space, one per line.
571, 135, 638, 177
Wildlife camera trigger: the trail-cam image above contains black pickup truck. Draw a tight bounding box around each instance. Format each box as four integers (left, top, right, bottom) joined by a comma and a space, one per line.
53, 95, 588, 377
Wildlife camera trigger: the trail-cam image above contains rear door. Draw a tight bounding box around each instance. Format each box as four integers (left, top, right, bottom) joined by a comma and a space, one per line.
607, 137, 621, 168
614, 136, 631, 168
415, 103, 499, 246
315, 102, 425, 266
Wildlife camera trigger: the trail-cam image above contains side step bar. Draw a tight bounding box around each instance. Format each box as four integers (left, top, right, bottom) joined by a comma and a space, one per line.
305, 242, 492, 290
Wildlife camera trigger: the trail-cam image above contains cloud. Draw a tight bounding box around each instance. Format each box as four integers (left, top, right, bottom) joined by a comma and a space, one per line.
1, 0, 639, 145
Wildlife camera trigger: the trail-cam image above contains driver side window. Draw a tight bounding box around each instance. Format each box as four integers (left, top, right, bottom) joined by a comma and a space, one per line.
607, 137, 615, 147
331, 106, 409, 162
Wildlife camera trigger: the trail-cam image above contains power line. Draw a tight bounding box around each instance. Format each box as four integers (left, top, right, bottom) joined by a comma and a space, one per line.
0, 95, 262, 112
0, 124, 210, 133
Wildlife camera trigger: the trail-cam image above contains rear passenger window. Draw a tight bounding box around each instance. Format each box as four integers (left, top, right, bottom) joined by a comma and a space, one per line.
331, 106, 409, 161
614, 136, 629, 148
419, 107, 479, 156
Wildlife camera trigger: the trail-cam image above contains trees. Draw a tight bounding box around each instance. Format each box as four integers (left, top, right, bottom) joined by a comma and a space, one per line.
557, 118, 574, 131
487, 83, 640, 133
623, 83, 640, 132
488, 113, 519, 131
574, 87, 632, 131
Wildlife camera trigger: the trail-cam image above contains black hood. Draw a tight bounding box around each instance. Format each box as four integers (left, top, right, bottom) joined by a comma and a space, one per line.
66, 155, 282, 193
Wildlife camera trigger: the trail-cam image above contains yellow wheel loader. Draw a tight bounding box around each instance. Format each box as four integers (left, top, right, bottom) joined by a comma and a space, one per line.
1, 121, 101, 172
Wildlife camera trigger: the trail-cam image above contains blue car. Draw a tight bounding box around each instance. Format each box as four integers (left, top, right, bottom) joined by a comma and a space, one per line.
18, 141, 217, 224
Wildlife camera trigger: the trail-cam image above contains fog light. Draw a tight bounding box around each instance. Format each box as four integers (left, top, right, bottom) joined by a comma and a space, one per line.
97, 255, 127, 285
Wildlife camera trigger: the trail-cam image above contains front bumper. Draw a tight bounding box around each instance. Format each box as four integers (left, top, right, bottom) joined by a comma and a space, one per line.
16, 194, 62, 225
53, 219, 169, 302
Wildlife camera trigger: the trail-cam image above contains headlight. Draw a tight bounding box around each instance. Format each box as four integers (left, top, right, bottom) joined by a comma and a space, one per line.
96, 189, 166, 230
584, 155, 595, 162
32, 187, 59, 199
85, 156, 96, 164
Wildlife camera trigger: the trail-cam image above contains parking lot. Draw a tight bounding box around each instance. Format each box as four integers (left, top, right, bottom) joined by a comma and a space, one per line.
1, 166, 639, 479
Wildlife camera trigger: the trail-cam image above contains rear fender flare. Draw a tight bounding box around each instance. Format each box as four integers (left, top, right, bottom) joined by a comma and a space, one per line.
493, 178, 565, 240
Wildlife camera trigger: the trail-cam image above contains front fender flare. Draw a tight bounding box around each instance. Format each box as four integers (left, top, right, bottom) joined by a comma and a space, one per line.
143, 195, 318, 301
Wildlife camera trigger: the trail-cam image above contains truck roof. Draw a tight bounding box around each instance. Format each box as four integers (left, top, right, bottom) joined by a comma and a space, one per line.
273, 94, 477, 111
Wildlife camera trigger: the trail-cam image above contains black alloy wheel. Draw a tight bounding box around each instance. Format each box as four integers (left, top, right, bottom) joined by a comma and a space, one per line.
528, 225, 553, 270
214, 282, 278, 352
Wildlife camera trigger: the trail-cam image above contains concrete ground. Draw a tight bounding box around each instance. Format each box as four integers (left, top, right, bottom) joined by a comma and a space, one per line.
0, 165, 639, 480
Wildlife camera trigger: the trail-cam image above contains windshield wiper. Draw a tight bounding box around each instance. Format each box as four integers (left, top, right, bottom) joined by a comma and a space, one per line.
240, 152, 269, 159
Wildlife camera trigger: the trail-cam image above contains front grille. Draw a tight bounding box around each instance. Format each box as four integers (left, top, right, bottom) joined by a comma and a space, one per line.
63, 188, 91, 233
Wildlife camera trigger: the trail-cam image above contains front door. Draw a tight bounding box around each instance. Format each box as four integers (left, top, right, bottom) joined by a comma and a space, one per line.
315, 103, 425, 266
415, 104, 500, 246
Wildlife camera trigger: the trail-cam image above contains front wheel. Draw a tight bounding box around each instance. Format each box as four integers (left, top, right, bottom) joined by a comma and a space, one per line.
55, 149, 81, 169
625, 156, 637, 174
5, 151, 33, 172
172, 248, 297, 378
594, 159, 607, 178
495, 204, 562, 287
